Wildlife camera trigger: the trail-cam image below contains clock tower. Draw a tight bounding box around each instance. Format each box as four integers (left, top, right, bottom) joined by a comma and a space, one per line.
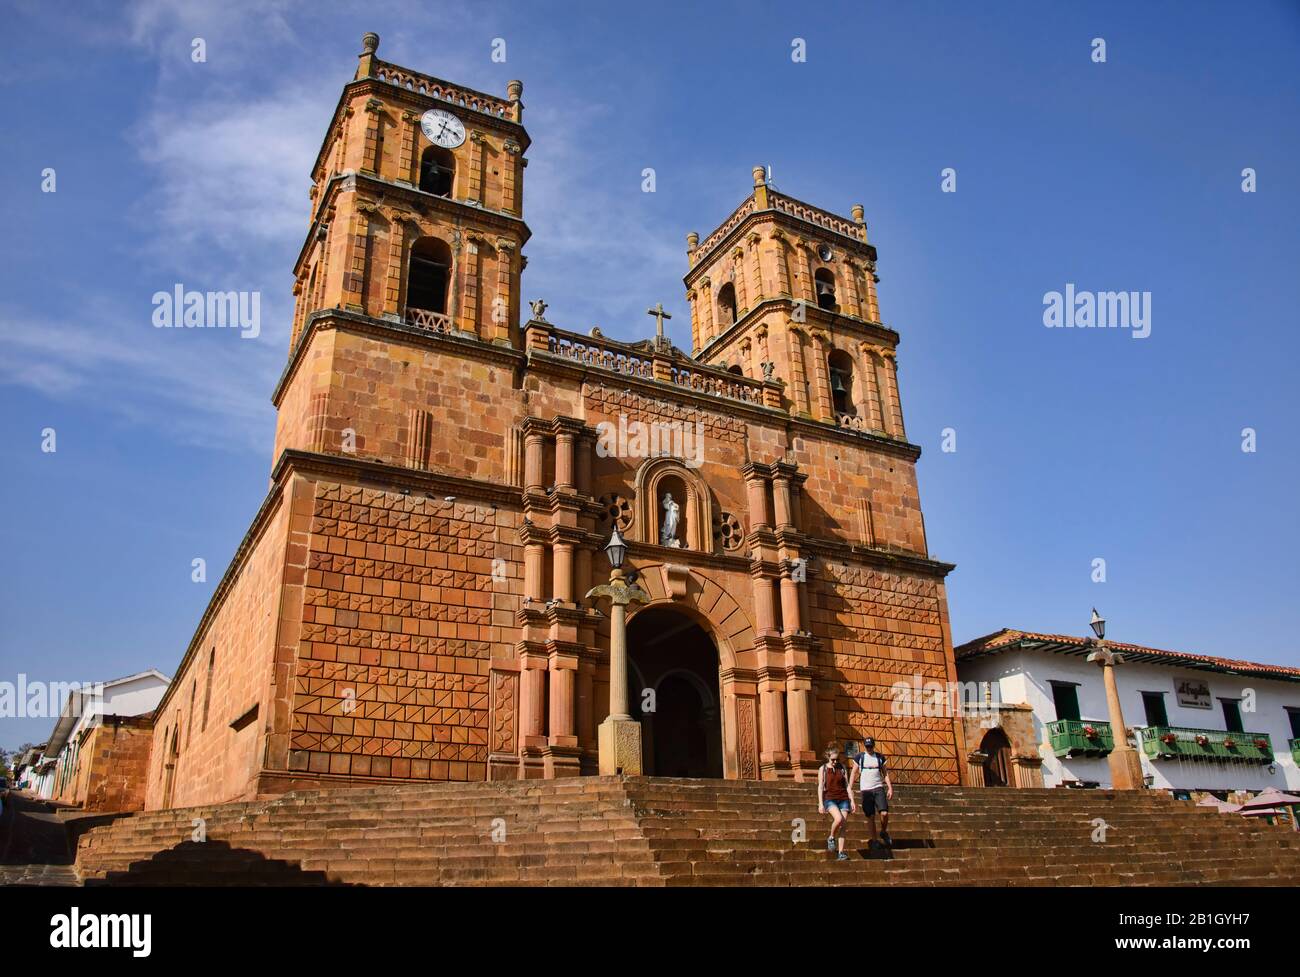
285, 32, 530, 356
273, 31, 533, 469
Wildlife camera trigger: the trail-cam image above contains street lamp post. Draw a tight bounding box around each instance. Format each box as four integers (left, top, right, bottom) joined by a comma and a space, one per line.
1085, 608, 1146, 790
586, 528, 650, 775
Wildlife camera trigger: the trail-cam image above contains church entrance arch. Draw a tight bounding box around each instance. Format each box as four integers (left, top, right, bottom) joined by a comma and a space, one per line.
626, 605, 723, 778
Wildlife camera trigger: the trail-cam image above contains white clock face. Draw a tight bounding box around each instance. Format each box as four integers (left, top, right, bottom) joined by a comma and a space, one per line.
421, 109, 465, 149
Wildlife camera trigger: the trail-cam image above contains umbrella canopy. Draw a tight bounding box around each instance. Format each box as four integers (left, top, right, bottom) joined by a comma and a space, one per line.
1238, 787, 1300, 810
1203, 799, 1242, 813
1240, 807, 1282, 818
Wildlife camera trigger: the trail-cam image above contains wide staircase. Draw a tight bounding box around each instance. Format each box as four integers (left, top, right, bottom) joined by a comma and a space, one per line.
70, 777, 1300, 886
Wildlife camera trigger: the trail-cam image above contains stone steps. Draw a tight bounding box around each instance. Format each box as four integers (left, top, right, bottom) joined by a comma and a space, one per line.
71, 777, 1300, 886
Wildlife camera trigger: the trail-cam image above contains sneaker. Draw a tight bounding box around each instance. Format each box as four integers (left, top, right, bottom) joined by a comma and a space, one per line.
836, 852, 850, 861
880, 831, 893, 848
827, 836, 836, 851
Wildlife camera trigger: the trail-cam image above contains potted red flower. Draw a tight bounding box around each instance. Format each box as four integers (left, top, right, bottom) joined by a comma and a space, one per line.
1082, 724, 1098, 739
1223, 737, 1236, 749
1161, 732, 1178, 745
1195, 734, 1209, 747
1253, 737, 1269, 750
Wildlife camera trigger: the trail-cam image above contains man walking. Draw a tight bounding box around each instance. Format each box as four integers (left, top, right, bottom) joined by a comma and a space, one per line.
850, 737, 893, 851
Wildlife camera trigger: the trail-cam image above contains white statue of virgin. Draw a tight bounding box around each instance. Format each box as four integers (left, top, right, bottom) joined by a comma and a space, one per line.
660, 492, 681, 547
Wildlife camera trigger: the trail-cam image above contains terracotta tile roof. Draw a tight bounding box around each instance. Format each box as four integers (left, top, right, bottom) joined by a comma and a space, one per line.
956, 629, 1300, 682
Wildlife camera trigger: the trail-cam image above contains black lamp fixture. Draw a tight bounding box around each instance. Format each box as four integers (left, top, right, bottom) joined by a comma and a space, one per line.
1089, 608, 1106, 641
604, 527, 628, 571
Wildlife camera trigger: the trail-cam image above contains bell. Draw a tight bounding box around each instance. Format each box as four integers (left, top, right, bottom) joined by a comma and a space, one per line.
830, 372, 848, 395
817, 280, 836, 299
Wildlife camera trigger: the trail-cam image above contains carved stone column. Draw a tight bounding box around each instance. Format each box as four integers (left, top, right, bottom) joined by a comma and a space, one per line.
382, 210, 407, 319
732, 247, 748, 312
553, 542, 574, 603
864, 259, 881, 321
467, 130, 485, 205
460, 237, 481, 336
747, 232, 764, 305
502, 139, 523, 215
360, 98, 383, 176
398, 111, 419, 185
547, 650, 579, 766
787, 326, 811, 416
699, 277, 714, 346
809, 331, 834, 422
341, 204, 374, 313
785, 678, 816, 760
493, 239, 515, 344
771, 232, 792, 296
519, 652, 548, 775
843, 260, 864, 318
881, 349, 905, 439
772, 475, 794, 529
779, 568, 801, 634
554, 429, 576, 493
523, 543, 545, 602
744, 468, 771, 529
758, 677, 789, 772
523, 428, 545, 493
752, 573, 778, 636
860, 344, 888, 433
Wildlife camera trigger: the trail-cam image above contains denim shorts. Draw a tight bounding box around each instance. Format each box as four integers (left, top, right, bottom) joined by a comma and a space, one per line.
824, 798, 851, 814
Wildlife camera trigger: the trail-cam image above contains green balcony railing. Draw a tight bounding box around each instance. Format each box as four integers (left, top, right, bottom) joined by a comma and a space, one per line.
1290, 738, 1300, 765
1140, 726, 1273, 764
1047, 719, 1114, 758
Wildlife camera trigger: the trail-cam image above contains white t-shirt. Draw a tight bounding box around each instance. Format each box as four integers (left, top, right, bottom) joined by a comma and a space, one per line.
856, 752, 886, 791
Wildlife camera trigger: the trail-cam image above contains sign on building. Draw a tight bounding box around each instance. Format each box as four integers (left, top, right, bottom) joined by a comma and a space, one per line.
1175, 678, 1211, 709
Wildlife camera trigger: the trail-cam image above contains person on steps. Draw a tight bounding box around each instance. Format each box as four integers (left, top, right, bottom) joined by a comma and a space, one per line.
817, 745, 854, 861
850, 736, 893, 851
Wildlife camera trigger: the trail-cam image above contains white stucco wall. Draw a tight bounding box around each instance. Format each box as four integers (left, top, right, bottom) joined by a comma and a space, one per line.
958, 649, 1300, 793
65, 673, 169, 743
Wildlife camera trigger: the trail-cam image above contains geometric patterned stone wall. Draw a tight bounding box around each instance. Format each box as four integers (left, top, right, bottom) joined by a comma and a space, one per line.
286, 481, 521, 783
813, 562, 959, 785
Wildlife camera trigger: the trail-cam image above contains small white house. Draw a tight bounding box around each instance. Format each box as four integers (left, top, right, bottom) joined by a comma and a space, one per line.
956, 629, 1300, 796
38, 669, 171, 803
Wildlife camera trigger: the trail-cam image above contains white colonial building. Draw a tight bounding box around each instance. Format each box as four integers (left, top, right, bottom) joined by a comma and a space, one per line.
956, 629, 1300, 797
37, 669, 171, 803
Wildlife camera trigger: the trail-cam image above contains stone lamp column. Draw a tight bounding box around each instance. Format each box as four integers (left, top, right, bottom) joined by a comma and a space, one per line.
587, 532, 650, 775
1087, 642, 1146, 790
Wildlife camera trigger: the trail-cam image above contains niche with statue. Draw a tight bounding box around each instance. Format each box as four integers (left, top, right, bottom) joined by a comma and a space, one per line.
633, 459, 715, 552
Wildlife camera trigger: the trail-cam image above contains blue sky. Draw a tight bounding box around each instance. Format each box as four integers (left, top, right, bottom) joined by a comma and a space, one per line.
2, 0, 1298, 750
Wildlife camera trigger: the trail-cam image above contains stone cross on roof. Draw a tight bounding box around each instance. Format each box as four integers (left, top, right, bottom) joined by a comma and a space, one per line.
647, 303, 672, 350
647, 303, 672, 339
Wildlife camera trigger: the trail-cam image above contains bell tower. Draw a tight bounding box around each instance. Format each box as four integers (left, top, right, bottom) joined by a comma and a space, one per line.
683, 168, 904, 440
287, 32, 531, 354
271, 32, 535, 473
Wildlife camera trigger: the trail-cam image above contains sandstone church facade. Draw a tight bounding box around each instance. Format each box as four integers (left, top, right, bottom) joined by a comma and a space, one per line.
143, 34, 965, 811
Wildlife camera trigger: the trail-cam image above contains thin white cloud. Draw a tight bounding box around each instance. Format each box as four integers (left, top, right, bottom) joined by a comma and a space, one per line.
0, 306, 276, 452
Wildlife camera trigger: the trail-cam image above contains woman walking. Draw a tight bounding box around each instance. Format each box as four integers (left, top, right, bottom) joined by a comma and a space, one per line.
817, 745, 855, 861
